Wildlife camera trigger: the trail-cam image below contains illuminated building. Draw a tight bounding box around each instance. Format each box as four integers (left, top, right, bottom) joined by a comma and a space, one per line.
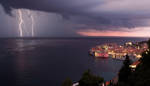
129, 61, 140, 70
125, 42, 133, 46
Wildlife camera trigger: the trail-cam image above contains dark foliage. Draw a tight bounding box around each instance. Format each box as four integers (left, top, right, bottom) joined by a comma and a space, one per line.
118, 55, 132, 82
79, 70, 104, 86
62, 78, 73, 86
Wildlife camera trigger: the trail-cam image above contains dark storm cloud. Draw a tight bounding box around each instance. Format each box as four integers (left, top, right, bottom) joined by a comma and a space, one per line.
1, 0, 150, 31
0, 0, 102, 16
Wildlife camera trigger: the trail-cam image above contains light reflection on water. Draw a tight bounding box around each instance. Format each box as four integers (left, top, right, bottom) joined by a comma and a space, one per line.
93, 57, 122, 79
14, 40, 36, 52
13, 40, 36, 86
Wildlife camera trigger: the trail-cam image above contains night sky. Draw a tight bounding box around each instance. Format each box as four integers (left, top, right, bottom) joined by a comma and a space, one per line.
0, 0, 150, 37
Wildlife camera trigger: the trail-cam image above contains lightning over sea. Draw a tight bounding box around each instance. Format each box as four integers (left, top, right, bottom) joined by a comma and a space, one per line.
17, 9, 35, 37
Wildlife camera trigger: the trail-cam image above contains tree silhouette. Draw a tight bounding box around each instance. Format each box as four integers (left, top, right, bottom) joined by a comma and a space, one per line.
118, 55, 132, 82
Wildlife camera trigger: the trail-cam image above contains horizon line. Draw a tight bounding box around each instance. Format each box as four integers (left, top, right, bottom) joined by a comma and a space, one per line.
0, 36, 149, 39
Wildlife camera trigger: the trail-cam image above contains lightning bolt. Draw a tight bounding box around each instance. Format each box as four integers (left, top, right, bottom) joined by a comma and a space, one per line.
27, 10, 35, 37
17, 9, 35, 37
31, 14, 34, 37
18, 9, 23, 37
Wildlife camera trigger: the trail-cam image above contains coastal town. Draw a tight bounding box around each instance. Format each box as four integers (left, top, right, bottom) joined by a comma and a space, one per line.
71, 41, 148, 86
89, 41, 148, 60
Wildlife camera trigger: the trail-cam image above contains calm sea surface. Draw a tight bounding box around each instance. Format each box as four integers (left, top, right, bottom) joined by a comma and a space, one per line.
0, 37, 148, 86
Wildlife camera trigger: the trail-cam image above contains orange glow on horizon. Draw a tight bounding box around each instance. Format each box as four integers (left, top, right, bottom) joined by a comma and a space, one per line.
77, 27, 150, 37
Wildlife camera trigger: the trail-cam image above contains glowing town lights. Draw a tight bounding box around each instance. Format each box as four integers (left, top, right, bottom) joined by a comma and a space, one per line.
129, 65, 136, 69
125, 42, 133, 46
136, 55, 142, 58
89, 42, 148, 59
129, 61, 140, 69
